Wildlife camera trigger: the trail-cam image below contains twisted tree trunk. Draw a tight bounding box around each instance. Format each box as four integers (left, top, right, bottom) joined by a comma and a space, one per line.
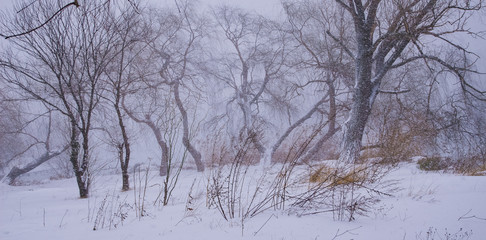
174, 81, 204, 172
3, 145, 68, 185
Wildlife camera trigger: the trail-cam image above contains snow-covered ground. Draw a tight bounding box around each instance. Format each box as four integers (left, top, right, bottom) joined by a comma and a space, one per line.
1, 163, 485, 240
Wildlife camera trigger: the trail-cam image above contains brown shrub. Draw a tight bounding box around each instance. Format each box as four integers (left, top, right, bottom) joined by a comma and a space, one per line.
452, 155, 486, 176
309, 165, 370, 187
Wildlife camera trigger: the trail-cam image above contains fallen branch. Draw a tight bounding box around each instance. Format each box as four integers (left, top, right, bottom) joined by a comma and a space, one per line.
331, 226, 362, 240
458, 209, 486, 221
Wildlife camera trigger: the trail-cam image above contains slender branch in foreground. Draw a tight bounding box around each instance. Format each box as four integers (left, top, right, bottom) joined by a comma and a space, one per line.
1, 1, 80, 39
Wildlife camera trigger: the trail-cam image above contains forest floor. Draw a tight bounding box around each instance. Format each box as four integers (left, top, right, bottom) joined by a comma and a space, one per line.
1, 162, 485, 240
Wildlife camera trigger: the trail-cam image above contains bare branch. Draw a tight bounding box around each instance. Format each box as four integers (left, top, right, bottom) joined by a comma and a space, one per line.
378, 89, 411, 94
458, 209, 486, 221
1, 1, 80, 39
326, 30, 355, 59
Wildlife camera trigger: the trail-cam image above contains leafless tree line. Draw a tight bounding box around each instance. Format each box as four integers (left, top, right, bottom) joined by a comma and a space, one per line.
0, 0, 484, 200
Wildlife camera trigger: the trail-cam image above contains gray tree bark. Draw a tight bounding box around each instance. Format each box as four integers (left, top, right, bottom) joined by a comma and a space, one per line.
3, 145, 68, 185
123, 103, 169, 177
174, 80, 204, 172
335, 0, 459, 163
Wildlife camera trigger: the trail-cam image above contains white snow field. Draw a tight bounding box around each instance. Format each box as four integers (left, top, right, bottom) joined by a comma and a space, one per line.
1, 163, 485, 240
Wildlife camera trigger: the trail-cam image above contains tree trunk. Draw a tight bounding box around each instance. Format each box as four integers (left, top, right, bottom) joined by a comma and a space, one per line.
338, 19, 375, 164
159, 141, 169, 176
270, 95, 329, 161
338, 97, 372, 163
69, 120, 89, 198
122, 167, 129, 191
117, 143, 130, 191
335, 0, 440, 163
115, 101, 131, 191
144, 119, 169, 176
173, 81, 204, 172
3, 146, 68, 185
122, 101, 169, 177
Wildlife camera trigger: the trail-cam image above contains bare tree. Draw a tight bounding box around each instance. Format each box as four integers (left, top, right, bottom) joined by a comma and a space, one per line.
0, 84, 70, 184
0, 92, 25, 176
211, 6, 297, 165
267, 1, 356, 163
283, 0, 484, 165
101, 1, 146, 190
165, 1, 206, 172
2, 110, 69, 185
134, 2, 206, 173
321, 0, 485, 163
1, 0, 118, 198
122, 90, 171, 176
120, 5, 189, 177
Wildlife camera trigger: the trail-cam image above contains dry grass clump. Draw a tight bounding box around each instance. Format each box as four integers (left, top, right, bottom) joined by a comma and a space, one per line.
360, 126, 424, 165
417, 156, 449, 171
416, 155, 486, 176
309, 165, 372, 186
293, 162, 396, 221
469, 166, 486, 176
451, 155, 486, 176
201, 130, 261, 167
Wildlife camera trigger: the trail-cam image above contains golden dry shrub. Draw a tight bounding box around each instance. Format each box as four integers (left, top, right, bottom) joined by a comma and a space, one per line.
452, 155, 486, 176
309, 165, 370, 186
469, 166, 486, 176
